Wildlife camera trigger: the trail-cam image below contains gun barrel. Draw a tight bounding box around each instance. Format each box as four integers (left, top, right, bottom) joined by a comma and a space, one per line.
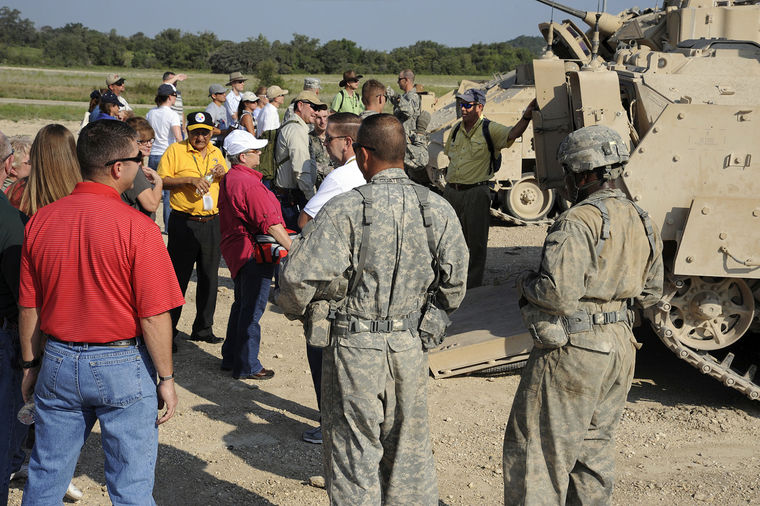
535, 0, 587, 20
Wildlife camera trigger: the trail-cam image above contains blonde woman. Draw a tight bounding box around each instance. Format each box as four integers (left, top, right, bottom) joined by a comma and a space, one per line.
20, 124, 82, 216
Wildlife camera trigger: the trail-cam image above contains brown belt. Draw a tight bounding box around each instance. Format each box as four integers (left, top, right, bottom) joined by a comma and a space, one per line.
173, 211, 218, 223
49, 335, 140, 347
447, 181, 489, 191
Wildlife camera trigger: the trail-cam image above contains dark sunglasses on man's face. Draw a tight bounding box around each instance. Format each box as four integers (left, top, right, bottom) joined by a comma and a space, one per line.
105, 152, 142, 166
460, 102, 477, 110
352, 142, 376, 153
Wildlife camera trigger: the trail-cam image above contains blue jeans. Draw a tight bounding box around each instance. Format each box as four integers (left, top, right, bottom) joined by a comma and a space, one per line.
1, 325, 28, 505
148, 154, 171, 232
221, 260, 274, 377
22, 339, 159, 506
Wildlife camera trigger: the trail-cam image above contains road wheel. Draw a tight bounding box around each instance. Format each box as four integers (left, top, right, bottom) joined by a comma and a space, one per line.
503, 173, 555, 222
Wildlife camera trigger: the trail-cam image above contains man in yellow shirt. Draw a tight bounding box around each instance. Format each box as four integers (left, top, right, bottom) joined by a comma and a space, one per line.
159, 112, 228, 349
443, 88, 535, 287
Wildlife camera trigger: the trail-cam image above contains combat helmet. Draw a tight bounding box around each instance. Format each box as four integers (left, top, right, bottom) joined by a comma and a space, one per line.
557, 125, 629, 180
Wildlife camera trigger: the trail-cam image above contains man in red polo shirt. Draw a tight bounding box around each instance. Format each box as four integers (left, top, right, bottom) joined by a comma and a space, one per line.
219, 130, 291, 380
18, 120, 184, 504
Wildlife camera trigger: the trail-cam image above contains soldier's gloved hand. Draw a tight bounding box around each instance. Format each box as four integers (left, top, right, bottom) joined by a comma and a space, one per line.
385, 86, 398, 102
416, 111, 431, 134
518, 296, 529, 308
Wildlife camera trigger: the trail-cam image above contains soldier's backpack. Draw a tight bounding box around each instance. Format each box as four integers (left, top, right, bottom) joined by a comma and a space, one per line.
350, 182, 451, 349
450, 118, 501, 176
256, 119, 298, 181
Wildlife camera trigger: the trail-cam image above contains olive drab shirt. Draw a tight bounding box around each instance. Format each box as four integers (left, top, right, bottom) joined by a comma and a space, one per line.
519, 188, 664, 319
275, 168, 468, 322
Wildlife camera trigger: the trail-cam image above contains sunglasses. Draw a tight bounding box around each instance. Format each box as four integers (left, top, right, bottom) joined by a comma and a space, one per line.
460, 102, 477, 110
352, 142, 376, 152
324, 135, 348, 145
397, 77, 406, 82
105, 152, 142, 166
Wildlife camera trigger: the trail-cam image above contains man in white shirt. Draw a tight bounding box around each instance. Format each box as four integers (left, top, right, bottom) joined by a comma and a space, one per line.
146, 84, 182, 232
205, 84, 233, 150
225, 72, 247, 126
258, 85, 288, 136
298, 112, 364, 229
90, 73, 132, 119
295, 111, 364, 446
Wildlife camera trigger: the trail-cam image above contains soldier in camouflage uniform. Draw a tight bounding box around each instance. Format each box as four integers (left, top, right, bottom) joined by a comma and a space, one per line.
387, 69, 430, 184
503, 125, 664, 505
308, 107, 333, 188
276, 114, 468, 505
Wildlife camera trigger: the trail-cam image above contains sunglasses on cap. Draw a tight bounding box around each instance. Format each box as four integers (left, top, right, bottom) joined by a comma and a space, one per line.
105, 152, 142, 166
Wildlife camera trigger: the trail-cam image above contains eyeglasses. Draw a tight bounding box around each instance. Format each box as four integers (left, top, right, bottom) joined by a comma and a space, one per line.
324, 135, 348, 145
1, 148, 14, 164
138, 138, 154, 145
397, 77, 406, 82
460, 102, 477, 110
105, 152, 142, 166
352, 142, 376, 152
189, 129, 212, 137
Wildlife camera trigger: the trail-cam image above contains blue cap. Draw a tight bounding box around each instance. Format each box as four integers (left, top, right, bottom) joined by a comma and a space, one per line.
456, 88, 486, 105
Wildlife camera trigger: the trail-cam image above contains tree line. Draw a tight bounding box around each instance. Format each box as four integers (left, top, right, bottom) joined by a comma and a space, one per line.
0, 7, 544, 75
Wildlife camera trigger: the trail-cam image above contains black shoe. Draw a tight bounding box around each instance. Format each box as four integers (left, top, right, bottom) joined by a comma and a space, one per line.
220, 364, 232, 372
188, 334, 224, 344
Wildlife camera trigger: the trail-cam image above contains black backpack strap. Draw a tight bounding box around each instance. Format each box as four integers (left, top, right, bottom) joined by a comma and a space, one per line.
450, 122, 461, 144
481, 118, 498, 175
349, 185, 374, 294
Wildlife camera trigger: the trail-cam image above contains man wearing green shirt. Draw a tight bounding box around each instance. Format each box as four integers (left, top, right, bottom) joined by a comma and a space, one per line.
443, 88, 536, 287
330, 70, 364, 114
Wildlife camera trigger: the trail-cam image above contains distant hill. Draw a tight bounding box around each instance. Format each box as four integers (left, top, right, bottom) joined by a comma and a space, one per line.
507, 36, 547, 56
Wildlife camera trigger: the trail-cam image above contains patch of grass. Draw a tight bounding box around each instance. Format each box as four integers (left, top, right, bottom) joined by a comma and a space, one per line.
0, 104, 84, 122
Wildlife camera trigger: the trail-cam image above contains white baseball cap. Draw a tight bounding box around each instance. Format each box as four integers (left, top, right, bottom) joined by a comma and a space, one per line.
224, 130, 268, 156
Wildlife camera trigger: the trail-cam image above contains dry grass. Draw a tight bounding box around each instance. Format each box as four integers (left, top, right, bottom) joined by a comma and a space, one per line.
0, 66, 492, 119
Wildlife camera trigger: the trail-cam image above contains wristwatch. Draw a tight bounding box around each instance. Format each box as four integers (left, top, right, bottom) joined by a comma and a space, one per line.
20, 357, 41, 369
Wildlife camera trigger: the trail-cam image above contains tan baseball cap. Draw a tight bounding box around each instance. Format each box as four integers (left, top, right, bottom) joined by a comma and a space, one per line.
106, 73, 125, 86
293, 90, 326, 109
266, 85, 289, 100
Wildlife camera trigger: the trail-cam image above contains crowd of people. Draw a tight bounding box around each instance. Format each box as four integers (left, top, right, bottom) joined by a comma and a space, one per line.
0, 66, 663, 506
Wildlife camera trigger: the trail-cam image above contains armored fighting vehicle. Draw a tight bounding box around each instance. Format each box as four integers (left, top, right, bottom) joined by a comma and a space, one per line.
530, 0, 760, 399
423, 1, 661, 225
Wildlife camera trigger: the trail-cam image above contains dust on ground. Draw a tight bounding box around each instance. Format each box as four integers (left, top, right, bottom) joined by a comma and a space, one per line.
5, 121, 760, 504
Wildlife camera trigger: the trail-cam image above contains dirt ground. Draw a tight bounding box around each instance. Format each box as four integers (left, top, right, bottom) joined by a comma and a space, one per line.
4, 119, 760, 505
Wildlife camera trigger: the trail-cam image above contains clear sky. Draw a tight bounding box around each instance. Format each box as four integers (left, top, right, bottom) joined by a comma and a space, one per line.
2, 0, 638, 51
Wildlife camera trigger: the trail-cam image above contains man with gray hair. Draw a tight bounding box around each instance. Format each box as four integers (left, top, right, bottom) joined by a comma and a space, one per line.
284, 77, 322, 124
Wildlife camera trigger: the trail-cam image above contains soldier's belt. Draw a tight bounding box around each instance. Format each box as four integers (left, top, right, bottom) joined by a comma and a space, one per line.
334, 312, 421, 334
563, 308, 630, 334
